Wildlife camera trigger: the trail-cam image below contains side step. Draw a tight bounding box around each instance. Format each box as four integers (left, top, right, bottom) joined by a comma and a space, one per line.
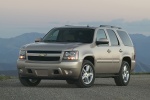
95, 73, 118, 78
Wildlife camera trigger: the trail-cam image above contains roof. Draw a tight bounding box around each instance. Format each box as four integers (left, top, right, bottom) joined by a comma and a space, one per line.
55, 25, 122, 30
55, 25, 97, 29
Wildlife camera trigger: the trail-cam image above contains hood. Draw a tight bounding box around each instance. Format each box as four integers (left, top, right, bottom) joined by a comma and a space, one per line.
22, 42, 84, 51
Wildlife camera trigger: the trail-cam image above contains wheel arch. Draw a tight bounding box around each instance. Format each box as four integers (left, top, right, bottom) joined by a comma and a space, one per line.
83, 56, 95, 66
122, 56, 131, 69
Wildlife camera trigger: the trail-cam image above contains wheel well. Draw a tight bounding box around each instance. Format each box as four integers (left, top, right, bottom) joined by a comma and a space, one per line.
84, 56, 94, 66
122, 57, 131, 68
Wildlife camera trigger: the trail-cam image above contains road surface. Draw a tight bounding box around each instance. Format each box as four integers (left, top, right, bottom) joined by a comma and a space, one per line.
0, 75, 150, 100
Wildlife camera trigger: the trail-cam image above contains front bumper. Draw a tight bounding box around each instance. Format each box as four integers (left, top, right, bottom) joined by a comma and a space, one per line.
17, 60, 82, 80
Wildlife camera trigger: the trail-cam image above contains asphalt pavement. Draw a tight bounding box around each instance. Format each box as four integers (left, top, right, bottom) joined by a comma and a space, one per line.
0, 75, 150, 100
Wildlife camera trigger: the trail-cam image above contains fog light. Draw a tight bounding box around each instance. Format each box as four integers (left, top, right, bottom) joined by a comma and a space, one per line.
64, 70, 72, 75
64, 70, 69, 75
19, 69, 23, 73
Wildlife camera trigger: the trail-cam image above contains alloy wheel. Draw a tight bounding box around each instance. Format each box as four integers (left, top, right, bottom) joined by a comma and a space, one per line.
81, 64, 94, 85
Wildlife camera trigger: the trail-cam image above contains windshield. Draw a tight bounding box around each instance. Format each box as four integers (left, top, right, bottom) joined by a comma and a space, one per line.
42, 28, 94, 43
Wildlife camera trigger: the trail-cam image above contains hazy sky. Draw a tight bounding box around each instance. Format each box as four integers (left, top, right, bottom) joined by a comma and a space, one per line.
0, 0, 150, 38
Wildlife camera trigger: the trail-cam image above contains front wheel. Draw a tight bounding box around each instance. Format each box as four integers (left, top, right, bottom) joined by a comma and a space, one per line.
19, 77, 41, 86
75, 60, 95, 88
114, 61, 130, 86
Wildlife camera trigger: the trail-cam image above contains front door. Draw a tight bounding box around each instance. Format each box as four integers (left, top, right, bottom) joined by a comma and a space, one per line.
94, 29, 113, 73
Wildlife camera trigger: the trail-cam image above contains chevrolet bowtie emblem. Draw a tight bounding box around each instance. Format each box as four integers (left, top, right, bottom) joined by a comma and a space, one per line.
39, 53, 47, 56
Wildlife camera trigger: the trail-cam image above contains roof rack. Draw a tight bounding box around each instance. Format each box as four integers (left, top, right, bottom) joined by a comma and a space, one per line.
65, 25, 73, 26
65, 25, 90, 27
100, 25, 121, 29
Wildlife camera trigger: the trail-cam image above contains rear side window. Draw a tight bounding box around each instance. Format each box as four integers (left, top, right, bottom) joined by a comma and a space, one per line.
117, 31, 133, 46
107, 29, 119, 46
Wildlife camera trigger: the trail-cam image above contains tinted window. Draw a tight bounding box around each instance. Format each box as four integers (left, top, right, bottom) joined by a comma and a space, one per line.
107, 29, 119, 46
96, 29, 107, 40
47, 30, 59, 40
117, 31, 133, 46
43, 28, 94, 43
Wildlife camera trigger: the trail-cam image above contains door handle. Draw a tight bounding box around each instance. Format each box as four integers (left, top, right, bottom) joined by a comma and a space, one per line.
119, 49, 123, 52
107, 49, 111, 53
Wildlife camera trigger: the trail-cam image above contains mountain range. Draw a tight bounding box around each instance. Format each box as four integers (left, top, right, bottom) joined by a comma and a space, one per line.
0, 32, 150, 75
0, 32, 44, 71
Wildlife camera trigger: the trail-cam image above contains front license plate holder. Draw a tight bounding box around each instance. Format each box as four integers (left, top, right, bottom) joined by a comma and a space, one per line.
35, 70, 48, 76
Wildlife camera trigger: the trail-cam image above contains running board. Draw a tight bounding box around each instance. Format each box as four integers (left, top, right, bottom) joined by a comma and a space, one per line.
95, 73, 119, 78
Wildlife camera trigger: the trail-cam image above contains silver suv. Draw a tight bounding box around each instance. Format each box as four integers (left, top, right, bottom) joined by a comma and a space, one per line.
17, 25, 136, 88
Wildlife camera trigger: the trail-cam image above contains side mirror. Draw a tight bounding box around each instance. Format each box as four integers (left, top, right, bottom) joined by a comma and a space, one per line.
96, 38, 109, 45
35, 38, 42, 42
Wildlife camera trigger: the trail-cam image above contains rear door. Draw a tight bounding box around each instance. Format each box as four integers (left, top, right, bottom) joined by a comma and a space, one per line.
106, 29, 122, 73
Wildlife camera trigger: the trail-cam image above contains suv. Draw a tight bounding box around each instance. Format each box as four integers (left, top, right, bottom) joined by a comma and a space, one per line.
17, 25, 135, 88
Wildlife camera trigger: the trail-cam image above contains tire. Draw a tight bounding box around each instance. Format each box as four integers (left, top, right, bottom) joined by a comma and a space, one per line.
66, 80, 76, 84
75, 60, 95, 88
19, 77, 41, 86
114, 61, 130, 86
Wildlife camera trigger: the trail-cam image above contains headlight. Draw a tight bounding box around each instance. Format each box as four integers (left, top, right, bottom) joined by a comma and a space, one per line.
19, 50, 26, 59
63, 51, 78, 60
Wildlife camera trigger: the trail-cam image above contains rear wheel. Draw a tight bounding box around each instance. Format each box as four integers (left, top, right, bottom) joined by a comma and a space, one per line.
75, 60, 95, 88
19, 77, 41, 86
114, 61, 130, 86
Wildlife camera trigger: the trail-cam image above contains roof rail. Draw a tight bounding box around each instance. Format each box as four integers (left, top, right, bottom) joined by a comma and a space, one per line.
100, 25, 121, 29
65, 25, 90, 27
65, 25, 73, 26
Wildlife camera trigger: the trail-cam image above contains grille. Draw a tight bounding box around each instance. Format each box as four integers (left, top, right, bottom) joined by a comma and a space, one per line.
27, 51, 61, 54
28, 56, 60, 61
27, 50, 61, 61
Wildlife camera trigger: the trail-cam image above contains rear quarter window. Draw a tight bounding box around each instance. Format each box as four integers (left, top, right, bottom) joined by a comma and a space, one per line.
117, 30, 133, 46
